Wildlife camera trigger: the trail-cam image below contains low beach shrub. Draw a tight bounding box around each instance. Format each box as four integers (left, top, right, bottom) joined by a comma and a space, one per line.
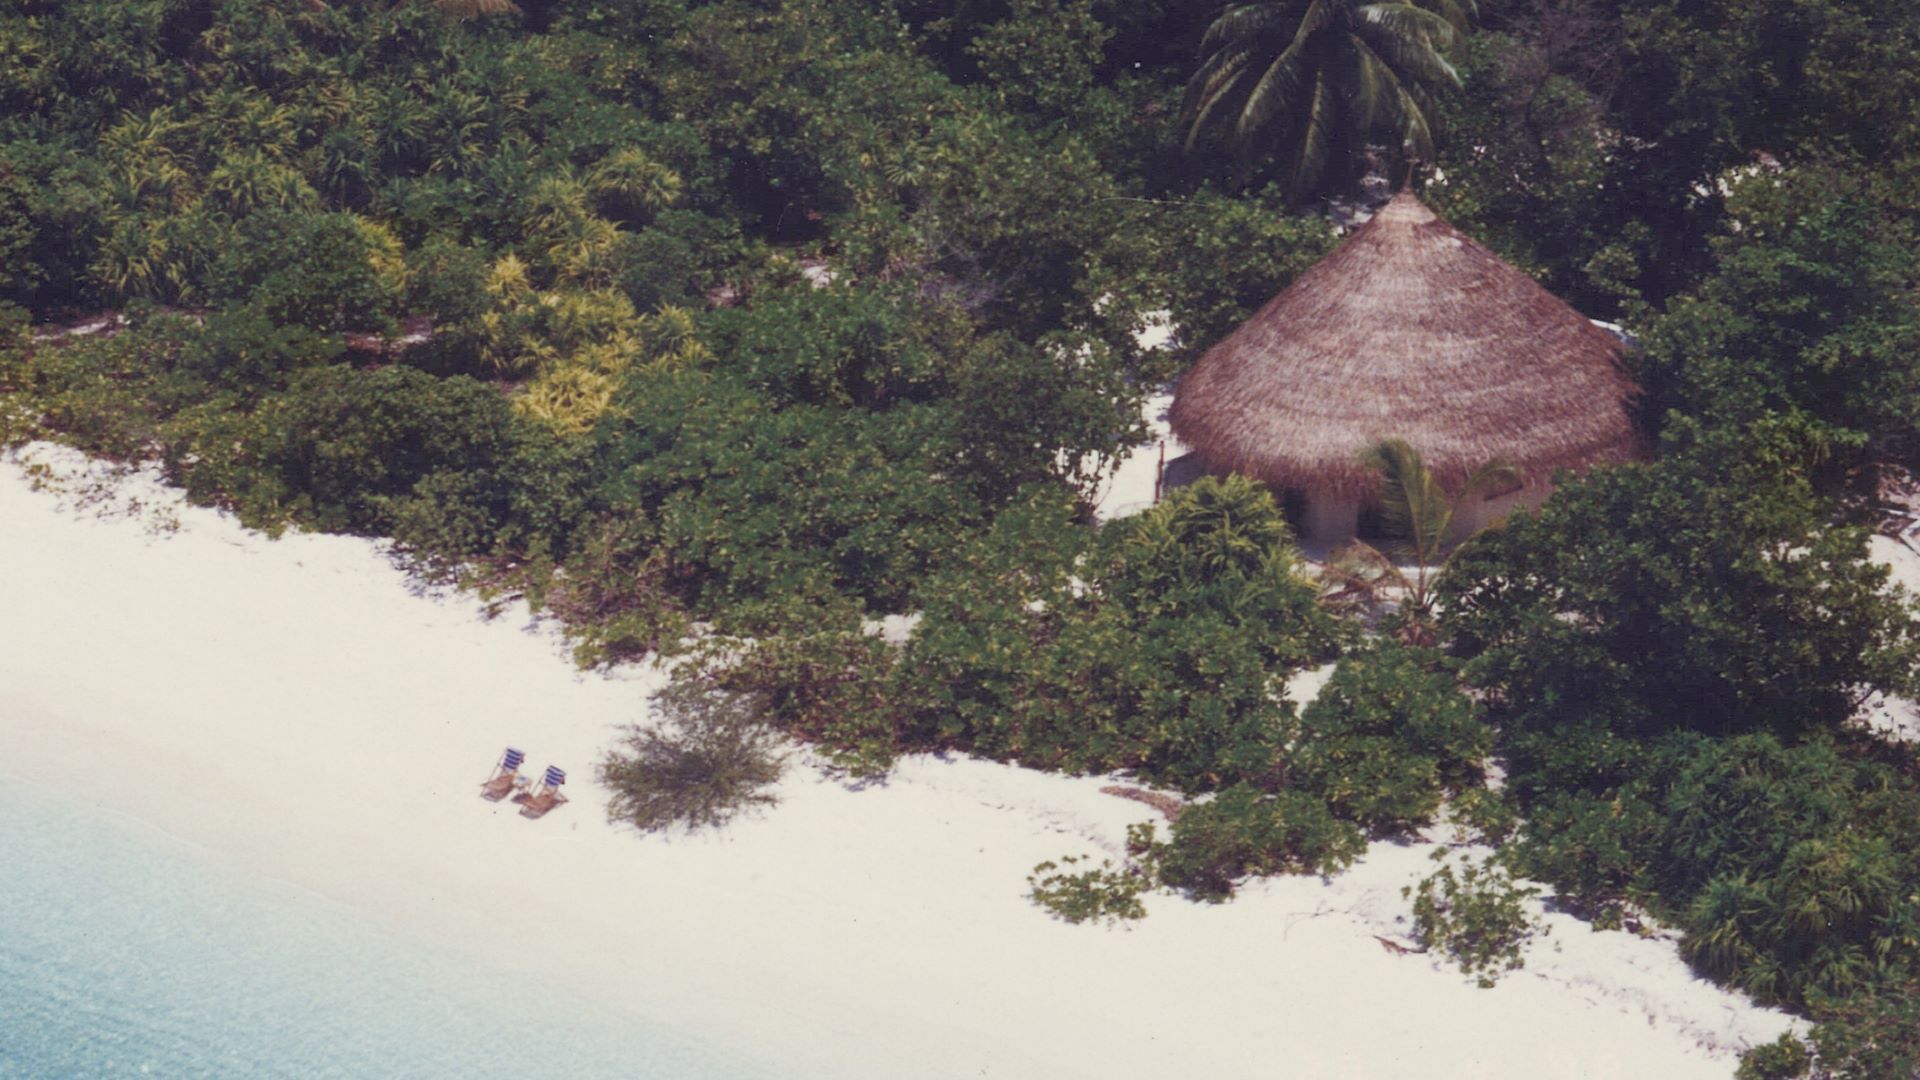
1027, 855, 1151, 926
163, 364, 521, 535
540, 512, 691, 669
1290, 643, 1491, 832
1405, 853, 1543, 988
699, 630, 902, 778
1445, 787, 1520, 845
1735, 1033, 1811, 1080
1442, 418, 1920, 743
1157, 785, 1364, 902
895, 477, 1345, 793
1805, 983, 1920, 1079
599, 679, 788, 834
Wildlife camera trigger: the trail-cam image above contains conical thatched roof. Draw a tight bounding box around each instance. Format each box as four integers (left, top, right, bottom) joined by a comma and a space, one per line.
1169, 192, 1639, 498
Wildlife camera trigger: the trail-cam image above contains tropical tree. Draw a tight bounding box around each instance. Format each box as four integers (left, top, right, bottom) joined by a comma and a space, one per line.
1323, 437, 1513, 644
1179, 0, 1471, 200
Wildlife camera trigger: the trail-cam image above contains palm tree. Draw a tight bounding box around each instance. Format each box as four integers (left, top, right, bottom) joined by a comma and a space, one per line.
1322, 438, 1514, 644
1179, 0, 1471, 200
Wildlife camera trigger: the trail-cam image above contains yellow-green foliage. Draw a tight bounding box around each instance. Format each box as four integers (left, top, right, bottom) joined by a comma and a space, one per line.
479, 258, 709, 435
518, 363, 618, 437
640, 305, 711, 366
589, 148, 683, 221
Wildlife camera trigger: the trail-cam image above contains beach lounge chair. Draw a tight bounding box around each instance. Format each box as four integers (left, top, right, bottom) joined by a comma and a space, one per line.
515, 765, 569, 820
480, 746, 527, 801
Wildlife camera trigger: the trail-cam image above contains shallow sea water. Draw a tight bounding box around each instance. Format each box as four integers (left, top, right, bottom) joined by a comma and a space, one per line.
0, 776, 779, 1080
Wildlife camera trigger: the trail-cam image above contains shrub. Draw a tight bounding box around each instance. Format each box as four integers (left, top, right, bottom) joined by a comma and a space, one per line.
1100, 473, 1346, 670
701, 630, 900, 778
896, 476, 1345, 793
599, 679, 789, 834
405, 235, 493, 327
1735, 1033, 1811, 1080
1806, 984, 1920, 1080
174, 305, 344, 394
1157, 785, 1365, 902
1446, 787, 1520, 845
1027, 855, 1151, 926
212, 210, 408, 332
15, 316, 196, 459
543, 511, 690, 669
608, 370, 981, 625
613, 209, 742, 311
164, 364, 520, 534
1442, 417, 1920, 743
1405, 854, 1544, 988
1291, 643, 1491, 831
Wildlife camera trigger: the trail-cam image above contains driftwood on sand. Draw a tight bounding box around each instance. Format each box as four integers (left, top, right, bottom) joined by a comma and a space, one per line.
1101, 785, 1185, 822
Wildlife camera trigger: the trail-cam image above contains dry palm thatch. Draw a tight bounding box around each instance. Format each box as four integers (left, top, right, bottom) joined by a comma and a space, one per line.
1168, 191, 1639, 499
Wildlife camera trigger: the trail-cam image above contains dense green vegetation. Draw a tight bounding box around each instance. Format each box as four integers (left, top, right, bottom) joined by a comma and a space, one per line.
7, 1, 1920, 1072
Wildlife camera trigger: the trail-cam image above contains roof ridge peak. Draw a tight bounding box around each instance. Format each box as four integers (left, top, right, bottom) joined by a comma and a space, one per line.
1372, 190, 1437, 225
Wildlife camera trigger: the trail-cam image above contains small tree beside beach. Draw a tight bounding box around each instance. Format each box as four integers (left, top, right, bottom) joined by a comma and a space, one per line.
599, 680, 789, 834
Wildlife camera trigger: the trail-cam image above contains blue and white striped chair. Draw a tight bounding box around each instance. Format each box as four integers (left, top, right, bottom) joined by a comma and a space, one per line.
479, 746, 527, 802
517, 765, 569, 820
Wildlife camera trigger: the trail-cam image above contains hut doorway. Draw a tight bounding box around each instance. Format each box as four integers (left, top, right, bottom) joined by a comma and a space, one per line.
1281, 488, 1308, 534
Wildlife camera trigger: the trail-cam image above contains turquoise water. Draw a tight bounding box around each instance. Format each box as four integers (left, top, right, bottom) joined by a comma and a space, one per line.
0, 776, 781, 1079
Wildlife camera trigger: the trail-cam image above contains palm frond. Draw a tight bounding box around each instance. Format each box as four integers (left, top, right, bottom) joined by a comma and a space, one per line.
1181, 0, 1467, 197
1198, 3, 1290, 54
1235, 31, 1317, 143
1458, 459, 1521, 502
1346, 35, 1390, 130
1364, 438, 1451, 555
1279, 69, 1335, 199
1357, 17, 1462, 87
1181, 43, 1265, 151
1358, 3, 1459, 49
1352, 36, 1437, 157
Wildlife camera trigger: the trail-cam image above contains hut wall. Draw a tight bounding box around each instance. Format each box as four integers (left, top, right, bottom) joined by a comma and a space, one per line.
1301, 490, 1363, 545
1446, 481, 1551, 542
1292, 481, 1550, 547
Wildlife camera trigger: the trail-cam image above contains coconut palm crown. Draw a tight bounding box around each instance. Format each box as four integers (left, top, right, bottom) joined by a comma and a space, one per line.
1179, 0, 1471, 200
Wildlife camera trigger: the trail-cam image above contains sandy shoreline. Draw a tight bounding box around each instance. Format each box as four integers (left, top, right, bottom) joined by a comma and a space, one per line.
1, 442, 1795, 1078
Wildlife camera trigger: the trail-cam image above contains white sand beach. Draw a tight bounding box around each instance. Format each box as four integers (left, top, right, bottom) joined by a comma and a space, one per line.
1, 442, 1798, 1079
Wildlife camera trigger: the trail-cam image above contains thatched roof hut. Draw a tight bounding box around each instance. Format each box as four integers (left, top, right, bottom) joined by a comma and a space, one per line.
1168, 191, 1638, 535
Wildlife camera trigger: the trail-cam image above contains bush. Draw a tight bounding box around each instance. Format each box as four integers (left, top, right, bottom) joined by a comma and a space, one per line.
896, 476, 1346, 793
14, 315, 197, 459
1446, 786, 1520, 846
1027, 855, 1151, 926
1291, 643, 1491, 832
1405, 854, 1544, 988
701, 630, 901, 778
1505, 729, 1920, 1007
606, 370, 982, 626
1735, 1033, 1811, 1080
174, 305, 344, 394
599, 679, 789, 834
1443, 418, 1920, 743
541, 511, 690, 669
163, 365, 520, 534
1157, 784, 1365, 902
613, 209, 742, 311
211, 210, 408, 332
1806, 984, 1920, 1079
